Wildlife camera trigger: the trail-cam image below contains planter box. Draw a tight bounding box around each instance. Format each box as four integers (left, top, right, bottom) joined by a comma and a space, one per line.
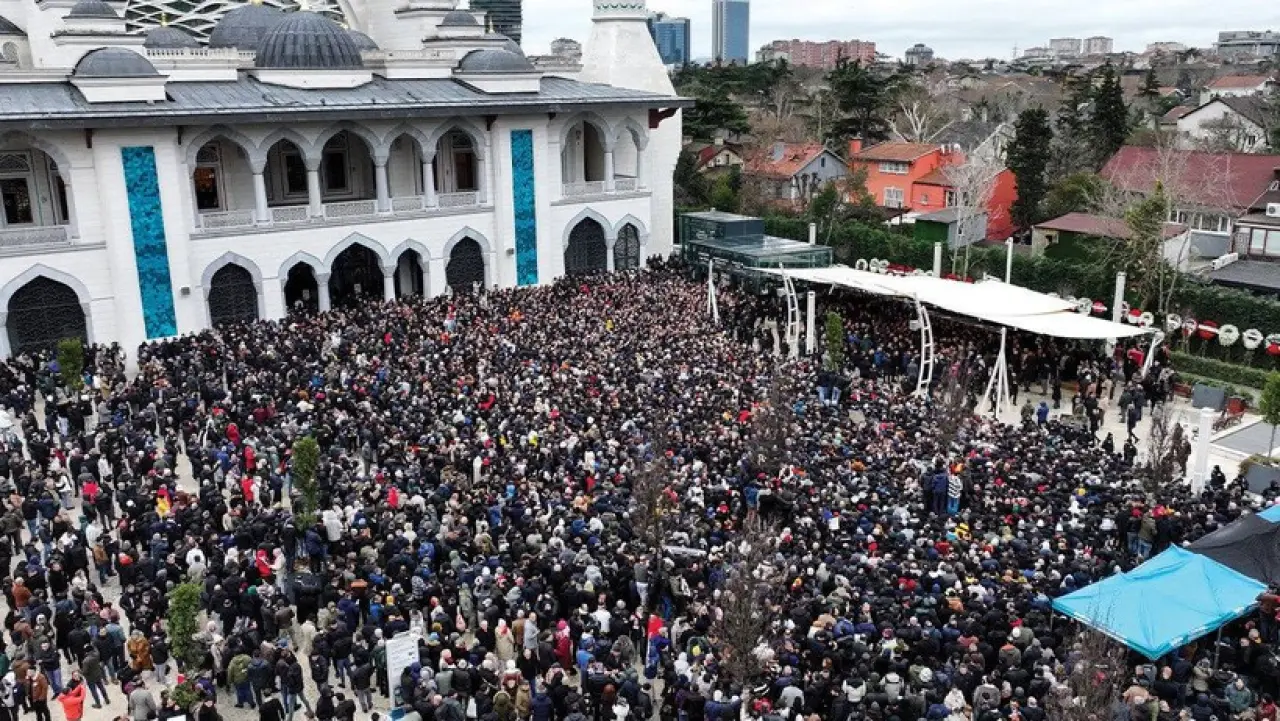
1227, 396, 1247, 415
1191, 384, 1227, 412
1247, 462, 1280, 494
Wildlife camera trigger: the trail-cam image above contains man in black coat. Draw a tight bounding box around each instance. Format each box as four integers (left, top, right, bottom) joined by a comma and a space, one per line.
258, 689, 285, 721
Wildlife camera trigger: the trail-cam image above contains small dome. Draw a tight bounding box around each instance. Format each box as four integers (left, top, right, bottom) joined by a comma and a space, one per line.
0, 15, 25, 35
488, 33, 522, 55
255, 11, 363, 69
66, 0, 120, 19
439, 9, 479, 26
347, 30, 378, 52
74, 47, 159, 77
208, 3, 285, 49
144, 25, 199, 49
458, 47, 535, 73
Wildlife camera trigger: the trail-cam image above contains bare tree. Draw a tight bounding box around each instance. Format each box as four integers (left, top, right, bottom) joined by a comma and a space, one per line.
944, 151, 1004, 275
1052, 626, 1130, 721
752, 370, 799, 481
1140, 405, 1184, 494
628, 415, 677, 617
889, 80, 958, 143
711, 516, 782, 686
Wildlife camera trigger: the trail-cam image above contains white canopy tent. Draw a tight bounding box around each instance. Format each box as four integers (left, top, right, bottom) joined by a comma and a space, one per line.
764, 265, 1150, 340
755, 264, 1152, 416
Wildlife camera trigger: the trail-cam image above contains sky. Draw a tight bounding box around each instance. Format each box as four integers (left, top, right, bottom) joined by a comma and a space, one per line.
519, 0, 1268, 60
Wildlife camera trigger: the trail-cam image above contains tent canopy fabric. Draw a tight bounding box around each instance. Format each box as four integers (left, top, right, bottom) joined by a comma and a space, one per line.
1052, 546, 1265, 659
762, 266, 1150, 340
1189, 514, 1280, 585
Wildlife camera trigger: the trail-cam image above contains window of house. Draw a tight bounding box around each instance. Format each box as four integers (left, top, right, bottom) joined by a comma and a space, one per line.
820, 157, 826, 168
193, 143, 223, 212
1252, 228, 1268, 254
884, 187, 904, 208
450, 132, 477, 192
921, 192, 930, 206
46, 161, 69, 225
269, 144, 309, 200
880, 161, 909, 174
0, 151, 34, 226
945, 189, 957, 207
321, 134, 350, 195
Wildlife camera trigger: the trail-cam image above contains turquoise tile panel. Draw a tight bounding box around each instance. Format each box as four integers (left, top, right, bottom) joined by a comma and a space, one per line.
510, 129, 538, 286
121, 146, 177, 338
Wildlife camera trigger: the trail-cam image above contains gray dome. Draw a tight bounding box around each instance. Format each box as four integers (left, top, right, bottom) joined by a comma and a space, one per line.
347, 30, 378, 51
208, 3, 285, 49
439, 9, 479, 26
66, 0, 119, 19
489, 33, 522, 54
255, 11, 363, 69
74, 47, 159, 77
144, 25, 199, 49
458, 47, 534, 73
0, 15, 23, 35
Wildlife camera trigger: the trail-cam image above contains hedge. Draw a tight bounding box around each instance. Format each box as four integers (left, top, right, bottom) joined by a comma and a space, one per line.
1170, 351, 1271, 390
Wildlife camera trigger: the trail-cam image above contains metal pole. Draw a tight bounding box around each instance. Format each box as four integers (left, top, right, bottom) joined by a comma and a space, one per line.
808, 222, 817, 245
933, 242, 943, 278
1004, 237, 1013, 283
1213, 626, 1223, 671
1193, 406, 1214, 494
805, 291, 817, 355
1108, 271, 1126, 356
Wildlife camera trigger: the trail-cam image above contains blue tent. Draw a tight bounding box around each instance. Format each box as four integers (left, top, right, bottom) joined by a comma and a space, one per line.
1052, 546, 1265, 659
1259, 505, 1280, 523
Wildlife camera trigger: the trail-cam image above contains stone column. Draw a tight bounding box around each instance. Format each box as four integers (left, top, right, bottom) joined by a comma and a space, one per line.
428, 257, 447, 296
604, 149, 616, 192
423, 160, 438, 207
374, 159, 390, 213
316, 273, 331, 312
635, 148, 646, 189
307, 166, 323, 218
382, 265, 396, 300
253, 172, 270, 225
1192, 406, 1215, 494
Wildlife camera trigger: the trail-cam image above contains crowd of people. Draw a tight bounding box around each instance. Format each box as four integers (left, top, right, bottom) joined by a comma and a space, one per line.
0, 261, 1269, 721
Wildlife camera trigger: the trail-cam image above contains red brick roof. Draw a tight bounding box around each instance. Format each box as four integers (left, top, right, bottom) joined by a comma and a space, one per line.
1035, 212, 1186, 240
915, 168, 954, 186
1100, 145, 1280, 211
744, 142, 830, 179
1161, 106, 1193, 122
851, 142, 940, 163
1206, 74, 1273, 89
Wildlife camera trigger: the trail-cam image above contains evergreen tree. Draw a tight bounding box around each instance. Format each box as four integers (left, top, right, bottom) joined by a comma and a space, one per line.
1089, 63, 1130, 168
1049, 74, 1093, 177
1007, 108, 1053, 229
1139, 67, 1160, 100
827, 59, 904, 145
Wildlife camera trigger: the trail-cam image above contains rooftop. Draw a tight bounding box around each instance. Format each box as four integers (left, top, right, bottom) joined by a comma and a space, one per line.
1035, 212, 1187, 241
1101, 145, 1280, 211
0, 76, 690, 129
852, 141, 940, 163
1206, 260, 1280, 292
745, 142, 834, 179
1206, 74, 1274, 89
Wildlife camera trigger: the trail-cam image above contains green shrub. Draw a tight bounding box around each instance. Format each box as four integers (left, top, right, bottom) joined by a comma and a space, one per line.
56, 338, 84, 392
1171, 352, 1270, 390
167, 583, 203, 669
1176, 372, 1256, 405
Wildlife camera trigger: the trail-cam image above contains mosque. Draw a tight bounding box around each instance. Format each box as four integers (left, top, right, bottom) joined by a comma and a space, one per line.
0, 0, 685, 356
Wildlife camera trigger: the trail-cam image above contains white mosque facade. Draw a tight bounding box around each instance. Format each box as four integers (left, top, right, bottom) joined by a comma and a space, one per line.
0, 0, 684, 356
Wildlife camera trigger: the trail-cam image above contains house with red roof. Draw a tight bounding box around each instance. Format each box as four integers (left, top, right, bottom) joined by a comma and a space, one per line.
1199, 74, 1276, 105
684, 138, 744, 177
847, 139, 1018, 241
743, 141, 848, 206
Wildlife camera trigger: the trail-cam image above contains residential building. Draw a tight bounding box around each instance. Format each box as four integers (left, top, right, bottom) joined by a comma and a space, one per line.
848, 141, 949, 211
0, 0, 686, 356
1049, 37, 1082, 57
1101, 147, 1280, 265
1145, 41, 1188, 55
648, 12, 691, 66
1209, 174, 1280, 294
1199, 75, 1276, 105
1160, 106, 1195, 133
1031, 213, 1188, 262
712, 0, 749, 64
1215, 30, 1280, 60
685, 138, 744, 176
743, 142, 847, 205
904, 43, 934, 66
470, 0, 523, 44
1021, 46, 1051, 59
758, 39, 875, 70
1176, 97, 1269, 153
1083, 36, 1113, 55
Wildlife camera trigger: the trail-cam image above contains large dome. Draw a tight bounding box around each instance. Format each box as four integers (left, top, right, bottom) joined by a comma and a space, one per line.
74, 47, 159, 77
347, 30, 377, 52
208, 3, 285, 49
458, 47, 534, 74
254, 11, 363, 69
66, 0, 120, 19
144, 25, 200, 48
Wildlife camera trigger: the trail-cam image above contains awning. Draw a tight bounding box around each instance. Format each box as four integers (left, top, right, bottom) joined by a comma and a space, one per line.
1052, 546, 1265, 659
1188, 514, 1280, 586
762, 265, 1150, 340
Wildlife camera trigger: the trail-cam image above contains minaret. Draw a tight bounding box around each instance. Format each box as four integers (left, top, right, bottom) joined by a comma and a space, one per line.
579, 0, 681, 256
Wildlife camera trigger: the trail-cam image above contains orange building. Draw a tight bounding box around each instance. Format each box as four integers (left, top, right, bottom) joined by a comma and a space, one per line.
847, 139, 1019, 241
